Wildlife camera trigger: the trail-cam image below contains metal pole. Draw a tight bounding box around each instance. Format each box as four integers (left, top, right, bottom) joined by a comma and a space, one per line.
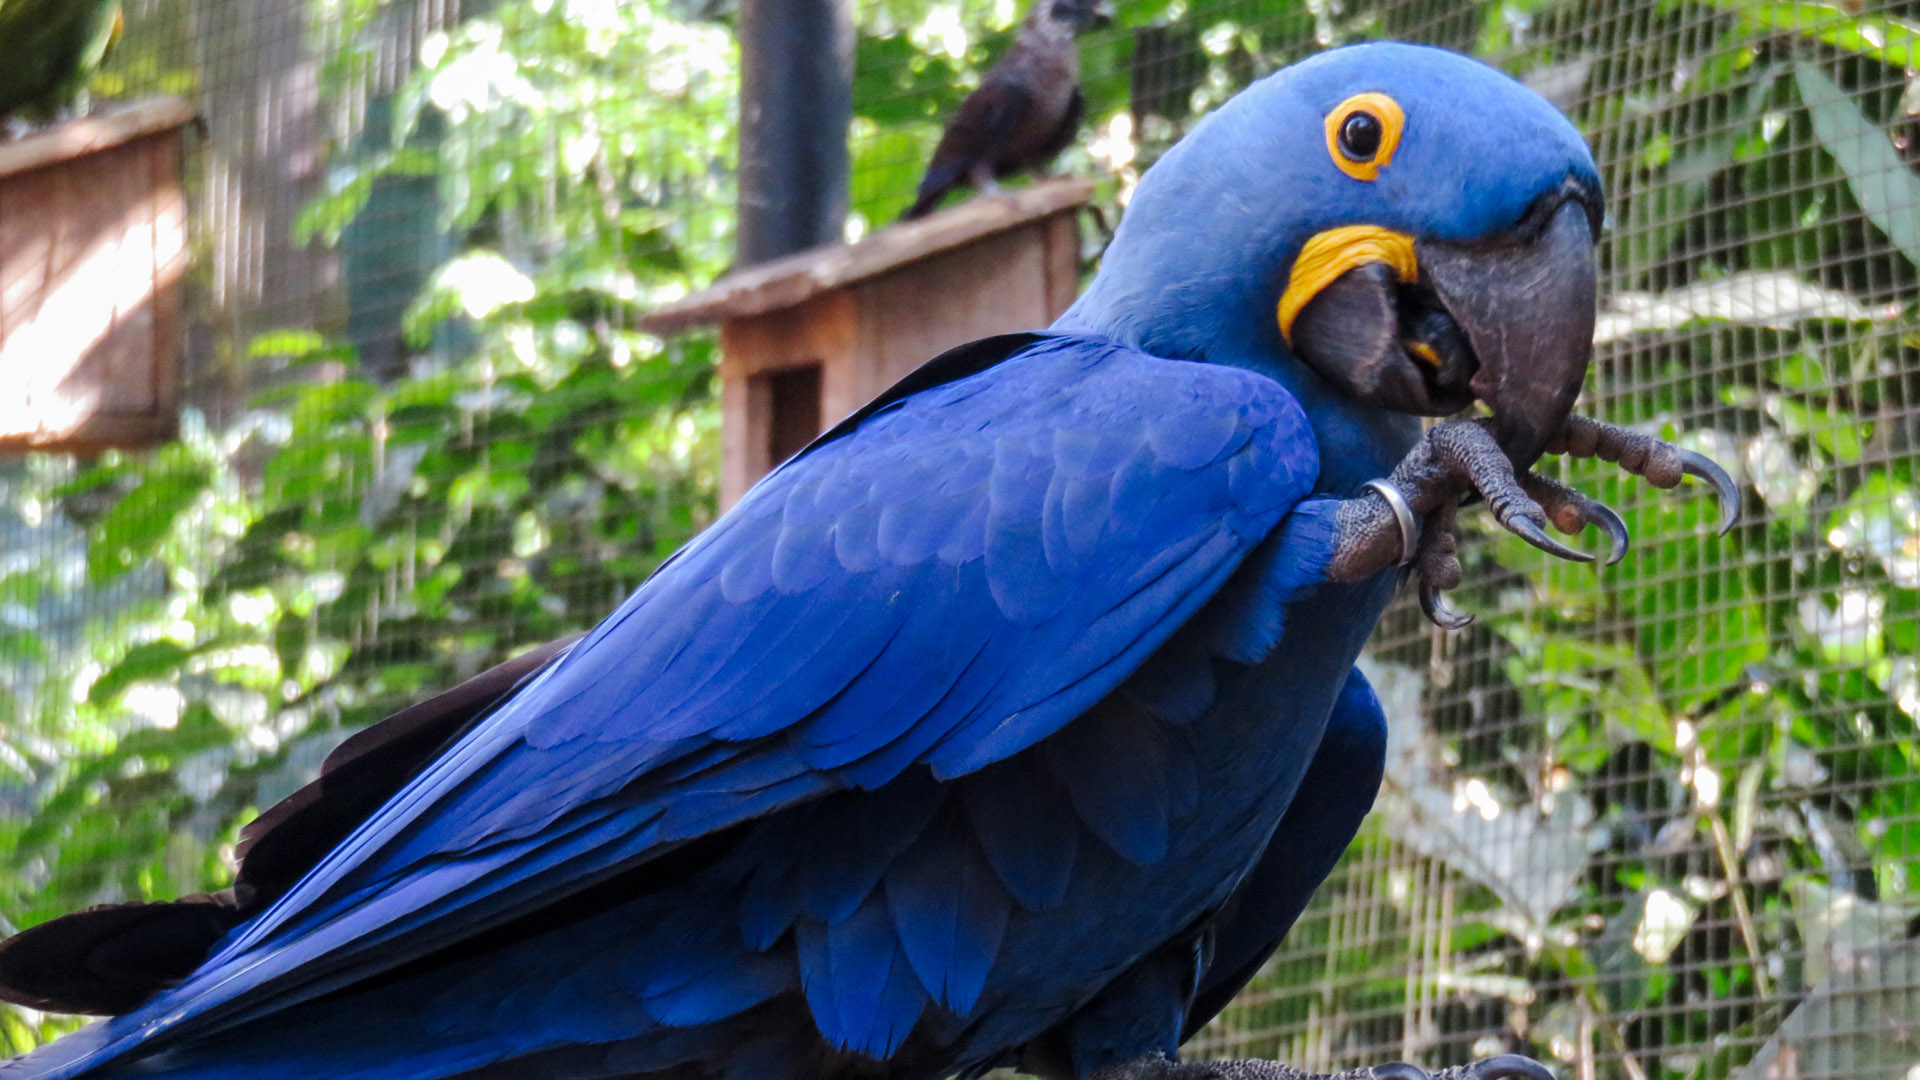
736, 0, 853, 267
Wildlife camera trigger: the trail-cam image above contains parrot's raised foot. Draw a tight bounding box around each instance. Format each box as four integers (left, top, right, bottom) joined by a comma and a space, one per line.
1546, 416, 1740, 535
1328, 418, 1592, 587
1089, 1051, 1557, 1080
1407, 462, 1636, 629
1519, 471, 1631, 566
1326, 415, 1742, 627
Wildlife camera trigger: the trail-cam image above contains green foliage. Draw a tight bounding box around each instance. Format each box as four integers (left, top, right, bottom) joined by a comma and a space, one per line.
0, 0, 730, 1053
1697, 1, 1920, 70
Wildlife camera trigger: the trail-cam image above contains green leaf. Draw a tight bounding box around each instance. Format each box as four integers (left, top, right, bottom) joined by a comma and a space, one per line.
852, 33, 964, 126
50, 460, 133, 501
851, 125, 940, 226
1794, 62, 1920, 270
87, 460, 214, 584
1827, 470, 1920, 588
87, 642, 193, 705
1769, 395, 1867, 462
246, 329, 328, 359
1506, 626, 1676, 751
1704, 1, 1920, 69
1771, 351, 1829, 392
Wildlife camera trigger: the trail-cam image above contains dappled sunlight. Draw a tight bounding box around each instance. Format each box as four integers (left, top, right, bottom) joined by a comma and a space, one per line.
0, 190, 184, 445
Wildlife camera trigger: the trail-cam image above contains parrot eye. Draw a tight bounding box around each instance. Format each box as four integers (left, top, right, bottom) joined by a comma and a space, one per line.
1324, 93, 1405, 181
1339, 114, 1382, 161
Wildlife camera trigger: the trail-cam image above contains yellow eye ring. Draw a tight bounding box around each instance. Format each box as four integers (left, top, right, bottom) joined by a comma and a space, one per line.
1324, 93, 1404, 181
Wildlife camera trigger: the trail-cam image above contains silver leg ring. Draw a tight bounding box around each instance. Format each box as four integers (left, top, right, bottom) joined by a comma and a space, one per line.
1363, 479, 1419, 567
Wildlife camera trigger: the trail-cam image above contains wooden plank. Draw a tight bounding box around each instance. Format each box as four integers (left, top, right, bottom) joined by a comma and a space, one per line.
716, 289, 858, 380
86, 128, 156, 417
1041, 211, 1082, 320
719, 358, 754, 511
148, 132, 188, 444
643, 177, 1093, 335
0, 153, 51, 343
853, 220, 1057, 407
717, 290, 856, 507
0, 99, 195, 181
0, 124, 188, 451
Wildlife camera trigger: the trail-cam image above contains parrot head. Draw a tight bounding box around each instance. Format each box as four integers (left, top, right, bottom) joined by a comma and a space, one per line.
1063, 42, 1604, 471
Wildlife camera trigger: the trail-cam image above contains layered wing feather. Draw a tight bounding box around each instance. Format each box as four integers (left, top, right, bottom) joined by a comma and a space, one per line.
5, 334, 1320, 1080
1184, 665, 1387, 1035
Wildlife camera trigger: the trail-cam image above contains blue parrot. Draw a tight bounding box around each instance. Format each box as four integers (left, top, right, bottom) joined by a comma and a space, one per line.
0, 42, 1737, 1080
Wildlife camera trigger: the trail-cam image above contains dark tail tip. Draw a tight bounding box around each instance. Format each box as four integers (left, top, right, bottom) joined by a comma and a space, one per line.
0, 896, 242, 1015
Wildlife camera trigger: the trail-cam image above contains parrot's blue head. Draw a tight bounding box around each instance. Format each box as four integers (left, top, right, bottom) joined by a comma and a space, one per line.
1060, 43, 1604, 484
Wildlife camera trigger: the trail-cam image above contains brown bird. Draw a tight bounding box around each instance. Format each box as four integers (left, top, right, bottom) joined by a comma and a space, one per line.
900, 0, 1110, 221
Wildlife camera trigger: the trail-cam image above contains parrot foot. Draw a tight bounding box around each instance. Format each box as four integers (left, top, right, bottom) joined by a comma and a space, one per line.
1412, 500, 1471, 630
1519, 471, 1630, 566
1327, 418, 1583, 588
1545, 416, 1741, 535
1089, 1051, 1557, 1080
1326, 416, 1742, 627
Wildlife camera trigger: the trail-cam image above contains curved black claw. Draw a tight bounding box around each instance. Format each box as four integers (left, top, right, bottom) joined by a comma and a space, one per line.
1444, 1054, 1558, 1080
1419, 582, 1475, 630
1507, 514, 1594, 563
1586, 498, 1630, 567
1677, 448, 1741, 536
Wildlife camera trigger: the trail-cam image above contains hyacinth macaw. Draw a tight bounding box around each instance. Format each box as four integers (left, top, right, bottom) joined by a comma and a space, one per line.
0, 42, 1737, 1080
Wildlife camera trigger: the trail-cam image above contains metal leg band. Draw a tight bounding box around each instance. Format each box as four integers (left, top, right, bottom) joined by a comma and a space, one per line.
1363, 478, 1418, 567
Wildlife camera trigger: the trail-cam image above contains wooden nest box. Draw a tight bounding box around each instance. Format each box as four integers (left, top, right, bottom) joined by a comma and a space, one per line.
0, 99, 194, 453
643, 178, 1092, 506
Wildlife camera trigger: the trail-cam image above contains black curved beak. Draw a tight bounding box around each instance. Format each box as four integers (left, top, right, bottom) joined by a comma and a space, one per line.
1415, 198, 1598, 469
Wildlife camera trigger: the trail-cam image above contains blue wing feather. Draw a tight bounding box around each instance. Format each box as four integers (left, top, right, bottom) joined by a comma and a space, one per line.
799, 892, 929, 1056
4, 333, 1322, 1080
797, 779, 944, 924
1044, 699, 1178, 865
1183, 665, 1388, 1034
1034, 664, 1388, 1075
883, 807, 1012, 1015
961, 752, 1080, 912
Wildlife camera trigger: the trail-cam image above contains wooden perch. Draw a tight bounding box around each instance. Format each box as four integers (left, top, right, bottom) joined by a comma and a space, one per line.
0, 98, 196, 180
641, 177, 1094, 335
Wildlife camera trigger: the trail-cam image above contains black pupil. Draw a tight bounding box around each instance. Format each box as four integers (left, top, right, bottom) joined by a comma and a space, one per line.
1340, 113, 1382, 160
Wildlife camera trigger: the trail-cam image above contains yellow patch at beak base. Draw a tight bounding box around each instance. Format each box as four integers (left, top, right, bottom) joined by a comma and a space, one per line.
1276, 226, 1419, 343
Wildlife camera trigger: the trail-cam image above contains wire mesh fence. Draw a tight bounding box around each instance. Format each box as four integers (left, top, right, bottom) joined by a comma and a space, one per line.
2, 2, 1917, 1078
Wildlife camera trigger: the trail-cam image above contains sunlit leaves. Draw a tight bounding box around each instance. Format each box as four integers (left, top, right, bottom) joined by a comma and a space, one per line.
85, 447, 212, 585
405, 251, 537, 342
1827, 472, 1920, 589
1704, 1, 1920, 70
2, 9, 732, 1053
86, 641, 194, 706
